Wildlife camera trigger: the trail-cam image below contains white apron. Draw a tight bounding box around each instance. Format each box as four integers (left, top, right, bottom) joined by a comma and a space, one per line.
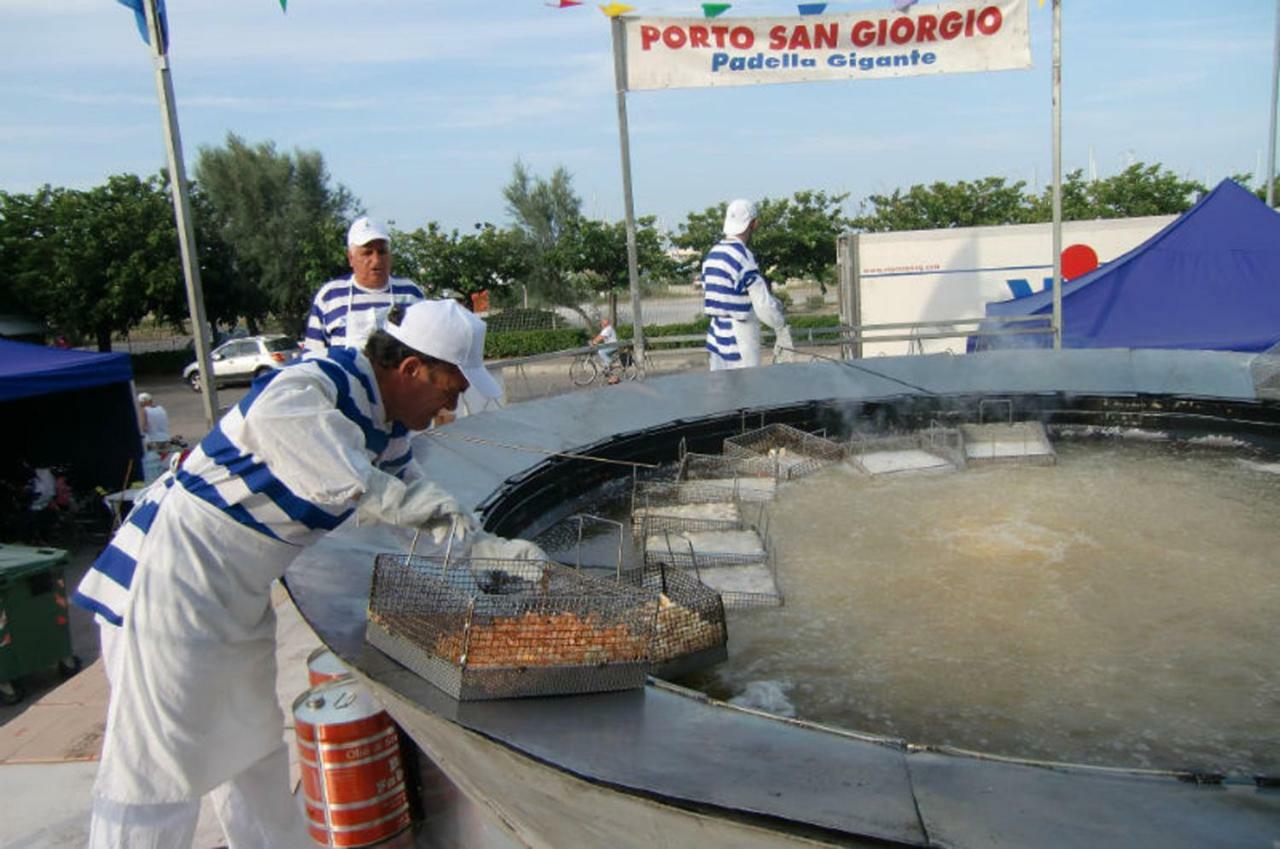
96, 485, 301, 804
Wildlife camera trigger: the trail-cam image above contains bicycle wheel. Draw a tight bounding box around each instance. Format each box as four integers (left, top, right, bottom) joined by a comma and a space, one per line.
569, 354, 598, 386
620, 351, 642, 381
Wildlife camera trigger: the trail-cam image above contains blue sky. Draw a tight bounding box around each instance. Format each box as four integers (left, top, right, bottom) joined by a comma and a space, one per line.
0, 0, 1275, 234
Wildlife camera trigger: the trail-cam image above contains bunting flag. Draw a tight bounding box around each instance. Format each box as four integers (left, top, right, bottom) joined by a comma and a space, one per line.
797, 3, 826, 13
279, 0, 287, 11
702, 3, 731, 17
547, 0, 582, 6
893, 0, 918, 10
116, 0, 168, 50
599, 2, 634, 15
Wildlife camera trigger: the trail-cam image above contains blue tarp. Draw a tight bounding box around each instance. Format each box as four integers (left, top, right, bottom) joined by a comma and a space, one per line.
981, 180, 1280, 352
0, 338, 134, 402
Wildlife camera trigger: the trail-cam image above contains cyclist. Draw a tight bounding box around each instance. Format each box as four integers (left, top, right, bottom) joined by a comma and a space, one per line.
589, 317, 622, 384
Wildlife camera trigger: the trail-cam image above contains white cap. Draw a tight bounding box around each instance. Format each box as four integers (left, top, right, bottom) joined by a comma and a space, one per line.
385, 300, 501, 398
723, 199, 756, 236
347, 216, 390, 247
137, 392, 152, 404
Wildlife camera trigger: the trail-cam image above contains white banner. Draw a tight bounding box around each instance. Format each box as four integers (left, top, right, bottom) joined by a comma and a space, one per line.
621, 0, 1031, 91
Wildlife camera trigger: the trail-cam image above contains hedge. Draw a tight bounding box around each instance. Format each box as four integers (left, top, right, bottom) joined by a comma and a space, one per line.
485, 328, 586, 359
131, 349, 192, 376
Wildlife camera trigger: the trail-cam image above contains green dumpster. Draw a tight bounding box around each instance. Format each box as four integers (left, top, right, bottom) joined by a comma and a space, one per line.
0, 544, 80, 705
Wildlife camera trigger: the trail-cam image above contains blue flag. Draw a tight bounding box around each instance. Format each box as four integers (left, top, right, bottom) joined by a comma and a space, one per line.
116, 0, 169, 51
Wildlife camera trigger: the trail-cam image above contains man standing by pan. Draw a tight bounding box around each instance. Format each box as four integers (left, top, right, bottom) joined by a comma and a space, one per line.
702, 199, 793, 370
304, 216, 425, 353
74, 300, 539, 848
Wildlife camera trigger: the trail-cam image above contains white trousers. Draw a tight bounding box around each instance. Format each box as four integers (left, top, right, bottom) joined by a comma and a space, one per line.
91, 617, 311, 849
87, 745, 307, 849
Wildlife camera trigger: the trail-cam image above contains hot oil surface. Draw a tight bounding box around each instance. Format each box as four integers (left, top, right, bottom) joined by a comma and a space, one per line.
705, 440, 1280, 775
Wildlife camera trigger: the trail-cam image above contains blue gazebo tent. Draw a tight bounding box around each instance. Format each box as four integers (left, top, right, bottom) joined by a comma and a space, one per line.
979, 180, 1280, 352
0, 338, 141, 492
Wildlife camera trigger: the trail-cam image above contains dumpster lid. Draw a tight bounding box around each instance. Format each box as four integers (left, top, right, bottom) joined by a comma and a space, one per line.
0, 544, 69, 584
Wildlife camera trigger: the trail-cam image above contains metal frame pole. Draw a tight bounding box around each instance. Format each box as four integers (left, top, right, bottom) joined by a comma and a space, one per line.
611, 16, 646, 369
1267, 0, 1279, 207
143, 0, 219, 429
1050, 0, 1063, 350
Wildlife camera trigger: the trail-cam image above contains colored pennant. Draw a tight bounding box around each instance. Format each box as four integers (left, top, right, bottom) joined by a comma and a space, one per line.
115, 0, 168, 51
797, 3, 826, 13
547, 0, 582, 6
598, 2, 634, 16
278, 0, 286, 11
702, 3, 730, 16
893, 0, 917, 10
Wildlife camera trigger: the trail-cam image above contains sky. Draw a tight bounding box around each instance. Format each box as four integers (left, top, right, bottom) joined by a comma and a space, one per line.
0, 0, 1276, 235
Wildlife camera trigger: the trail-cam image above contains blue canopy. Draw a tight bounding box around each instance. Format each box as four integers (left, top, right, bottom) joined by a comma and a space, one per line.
982, 180, 1280, 352
0, 337, 134, 402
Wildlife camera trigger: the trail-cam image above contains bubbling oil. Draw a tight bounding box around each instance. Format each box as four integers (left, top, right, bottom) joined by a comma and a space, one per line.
702, 439, 1280, 776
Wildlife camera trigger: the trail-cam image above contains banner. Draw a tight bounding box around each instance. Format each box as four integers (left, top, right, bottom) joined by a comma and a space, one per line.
621, 0, 1030, 91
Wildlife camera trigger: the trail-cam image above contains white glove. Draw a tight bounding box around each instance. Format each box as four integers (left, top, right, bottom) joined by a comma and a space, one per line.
468, 534, 549, 562
423, 513, 480, 546
773, 325, 796, 363
355, 470, 465, 528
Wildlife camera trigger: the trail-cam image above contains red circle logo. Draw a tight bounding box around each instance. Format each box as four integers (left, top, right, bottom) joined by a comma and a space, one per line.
1062, 244, 1099, 281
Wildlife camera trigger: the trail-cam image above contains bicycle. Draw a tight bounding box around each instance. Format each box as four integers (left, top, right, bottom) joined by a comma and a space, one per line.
569, 346, 642, 387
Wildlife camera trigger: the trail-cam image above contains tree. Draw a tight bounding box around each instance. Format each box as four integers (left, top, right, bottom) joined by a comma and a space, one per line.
501, 161, 583, 311
0, 186, 60, 320
396, 222, 530, 303
1027, 163, 1204, 220
558, 216, 675, 300
38, 174, 185, 350
195, 133, 356, 336
853, 176, 1033, 232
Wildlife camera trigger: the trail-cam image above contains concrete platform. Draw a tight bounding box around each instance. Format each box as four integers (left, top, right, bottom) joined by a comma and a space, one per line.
0, 582, 324, 849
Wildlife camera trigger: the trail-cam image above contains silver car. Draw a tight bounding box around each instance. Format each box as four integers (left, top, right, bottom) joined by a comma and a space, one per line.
183, 335, 301, 392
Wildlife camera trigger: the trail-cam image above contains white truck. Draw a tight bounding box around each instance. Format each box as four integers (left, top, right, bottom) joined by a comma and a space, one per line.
836, 215, 1175, 356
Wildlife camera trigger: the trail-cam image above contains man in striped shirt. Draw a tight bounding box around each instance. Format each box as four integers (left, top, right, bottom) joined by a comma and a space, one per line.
702, 199, 793, 370
303, 216, 426, 353
74, 300, 534, 849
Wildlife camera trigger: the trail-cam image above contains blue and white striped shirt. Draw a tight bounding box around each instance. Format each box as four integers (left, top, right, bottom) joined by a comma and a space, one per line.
73, 348, 419, 626
702, 238, 761, 318
303, 276, 425, 352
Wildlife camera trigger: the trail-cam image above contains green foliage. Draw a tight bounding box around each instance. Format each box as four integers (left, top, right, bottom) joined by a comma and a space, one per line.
396, 222, 529, 301
194, 133, 355, 337
484, 328, 586, 358
502, 161, 585, 314
557, 215, 677, 296
1027, 164, 1205, 219
853, 176, 1033, 232
852, 164, 1207, 233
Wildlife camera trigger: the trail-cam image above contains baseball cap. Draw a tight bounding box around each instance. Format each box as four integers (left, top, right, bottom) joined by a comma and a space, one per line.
722, 199, 756, 236
385, 300, 502, 398
347, 216, 390, 248
137, 392, 152, 404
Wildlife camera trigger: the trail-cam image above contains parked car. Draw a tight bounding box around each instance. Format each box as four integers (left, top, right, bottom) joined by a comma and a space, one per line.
182, 334, 301, 392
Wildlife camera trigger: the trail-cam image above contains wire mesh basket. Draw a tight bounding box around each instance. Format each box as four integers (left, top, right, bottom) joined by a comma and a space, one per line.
630, 480, 749, 537
365, 554, 659, 701
641, 504, 783, 609
722, 423, 846, 480
618, 562, 727, 678
677, 452, 783, 492
959, 422, 1057, 466
845, 425, 966, 475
